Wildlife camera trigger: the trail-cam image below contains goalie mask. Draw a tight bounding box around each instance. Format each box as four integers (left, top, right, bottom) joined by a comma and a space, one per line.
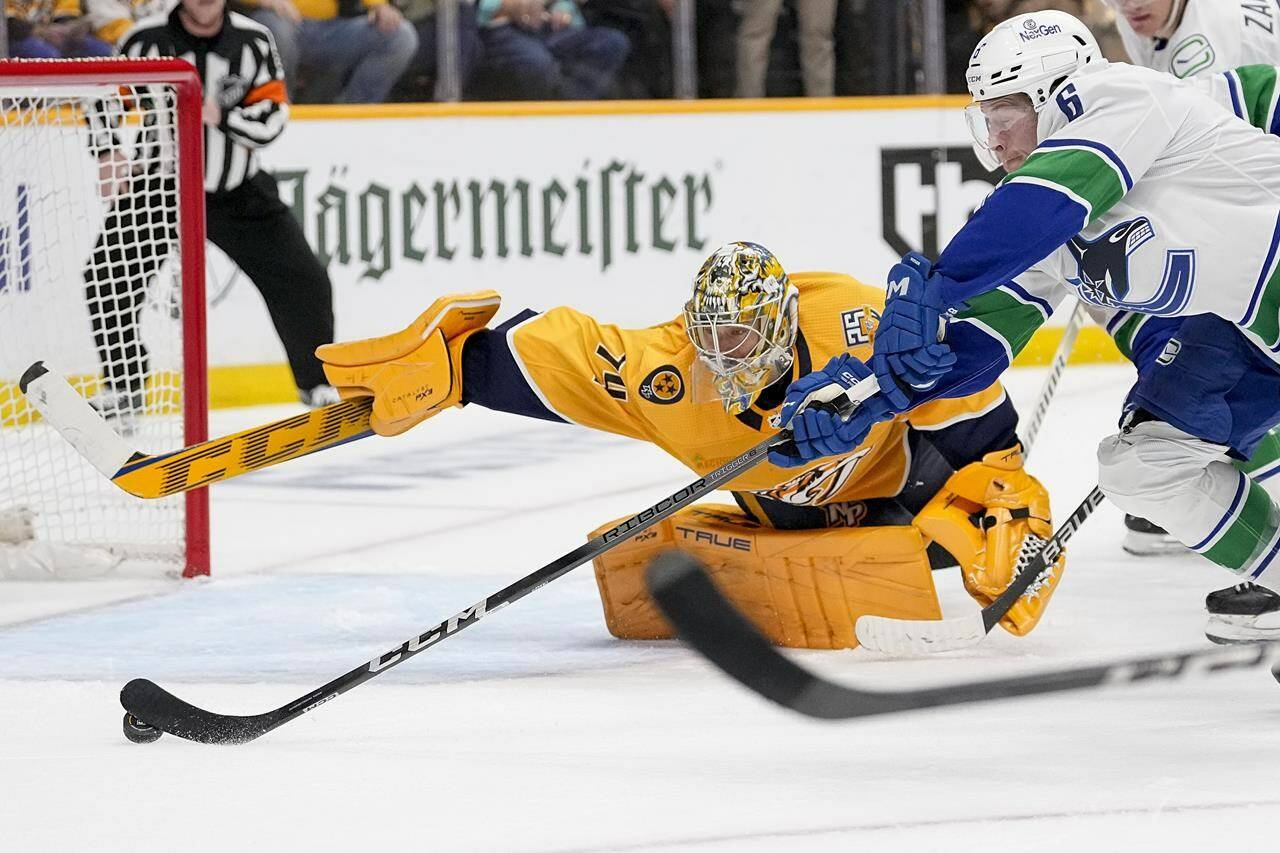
683, 242, 798, 414
964, 10, 1101, 170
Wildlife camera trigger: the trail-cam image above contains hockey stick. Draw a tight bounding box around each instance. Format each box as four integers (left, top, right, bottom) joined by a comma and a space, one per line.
1021, 298, 1087, 452
647, 550, 1280, 720
853, 303, 1092, 655
854, 485, 1107, 654
19, 361, 375, 498
117, 374, 881, 743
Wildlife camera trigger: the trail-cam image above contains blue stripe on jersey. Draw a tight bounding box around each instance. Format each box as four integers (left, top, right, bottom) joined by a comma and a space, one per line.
1002, 279, 1053, 317
1105, 310, 1130, 335
1038, 138, 1133, 191
935, 181, 1087, 306
1254, 459, 1280, 482
922, 394, 1019, 471
1226, 71, 1245, 120
1191, 473, 1247, 551
1250, 533, 1280, 579
1240, 209, 1280, 325
461, 310, 568, 424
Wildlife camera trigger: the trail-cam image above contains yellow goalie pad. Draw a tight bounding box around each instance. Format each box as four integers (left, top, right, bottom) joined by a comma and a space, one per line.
317, 291, 500, 436
591, 505, 940, 649
912, 446, 1066, 637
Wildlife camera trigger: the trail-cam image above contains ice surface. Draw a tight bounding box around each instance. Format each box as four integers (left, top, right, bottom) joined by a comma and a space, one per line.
2, 365, 1278, 852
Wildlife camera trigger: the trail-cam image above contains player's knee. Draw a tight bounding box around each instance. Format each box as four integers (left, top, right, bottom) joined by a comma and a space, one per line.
1096, 418, 1224, 520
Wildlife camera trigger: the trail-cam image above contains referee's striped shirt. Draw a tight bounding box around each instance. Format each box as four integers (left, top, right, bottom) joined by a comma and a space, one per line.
117, 7, 289, 193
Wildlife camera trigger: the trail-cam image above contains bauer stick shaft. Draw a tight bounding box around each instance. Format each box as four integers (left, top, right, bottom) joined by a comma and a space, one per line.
1021, 298, 1088, 454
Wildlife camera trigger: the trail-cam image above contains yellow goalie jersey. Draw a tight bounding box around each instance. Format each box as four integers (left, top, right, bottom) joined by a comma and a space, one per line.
468, 272, 1009, 511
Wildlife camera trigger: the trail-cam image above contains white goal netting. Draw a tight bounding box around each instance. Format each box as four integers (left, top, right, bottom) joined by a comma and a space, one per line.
0, 68, 204, 580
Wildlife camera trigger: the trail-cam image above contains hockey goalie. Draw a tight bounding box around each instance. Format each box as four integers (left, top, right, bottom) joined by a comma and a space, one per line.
316, 241, 1066, 649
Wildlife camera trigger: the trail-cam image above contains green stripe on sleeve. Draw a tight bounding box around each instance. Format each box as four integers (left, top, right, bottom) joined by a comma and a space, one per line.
1245, 259, 1280, 348
1234, 64, 1279, 130
1004, 148, 1125, 224
955, 288, 1048, 358
1110, 313, 1148, 361
1237, 429, 1280, 477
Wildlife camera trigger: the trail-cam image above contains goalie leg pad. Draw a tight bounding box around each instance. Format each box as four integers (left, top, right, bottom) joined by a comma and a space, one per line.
913, 445, 1065, 637
317, 291, 500, 436
591, 505, 940, 649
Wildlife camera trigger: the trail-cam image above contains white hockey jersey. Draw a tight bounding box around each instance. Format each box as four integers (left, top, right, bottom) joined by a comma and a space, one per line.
1114, 0, 1280, 77
931, 60, 1280, 383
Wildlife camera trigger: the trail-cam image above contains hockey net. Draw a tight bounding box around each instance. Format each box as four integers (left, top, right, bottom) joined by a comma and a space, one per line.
0, 58, 208, 580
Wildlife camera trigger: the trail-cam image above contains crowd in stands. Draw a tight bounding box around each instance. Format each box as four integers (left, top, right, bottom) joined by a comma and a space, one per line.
5, 0, 1125, 102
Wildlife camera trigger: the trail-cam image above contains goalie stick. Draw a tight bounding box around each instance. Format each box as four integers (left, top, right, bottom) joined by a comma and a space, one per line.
647, 550, 1280, 719
19, 361, 375, 498
854, 304, 1093, 655
116, 369, 881, 743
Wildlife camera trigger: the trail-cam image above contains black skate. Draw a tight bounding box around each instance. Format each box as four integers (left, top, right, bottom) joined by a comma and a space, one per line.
1204, 582, 1280, 644
1122, 514, 1188, 556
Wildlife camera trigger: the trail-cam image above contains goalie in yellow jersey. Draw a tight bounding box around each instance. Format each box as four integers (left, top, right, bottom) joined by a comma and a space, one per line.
317, 242, 1066, 649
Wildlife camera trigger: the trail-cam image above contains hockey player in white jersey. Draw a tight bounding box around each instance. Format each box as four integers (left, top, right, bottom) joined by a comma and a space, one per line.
1109, 0, 1280, 77
1108, 0, 1280, 620
776, 10, 1280, 643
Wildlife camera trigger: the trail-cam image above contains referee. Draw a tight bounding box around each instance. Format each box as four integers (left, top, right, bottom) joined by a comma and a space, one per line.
84, 0, 337, 413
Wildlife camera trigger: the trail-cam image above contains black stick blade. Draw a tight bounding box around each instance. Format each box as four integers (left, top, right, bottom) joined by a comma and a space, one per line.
121, 679, 278, 745
646, 552, 876, 719
18, 361, 47, 394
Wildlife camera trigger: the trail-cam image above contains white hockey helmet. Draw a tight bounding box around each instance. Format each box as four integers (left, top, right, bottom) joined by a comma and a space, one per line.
965, 10, 1101, 169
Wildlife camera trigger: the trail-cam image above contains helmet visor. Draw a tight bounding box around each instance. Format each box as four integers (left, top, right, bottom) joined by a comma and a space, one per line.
964, 99, 1035, 172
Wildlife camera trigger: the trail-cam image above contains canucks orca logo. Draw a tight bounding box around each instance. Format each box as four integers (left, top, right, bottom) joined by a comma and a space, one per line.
1065, 216, 1195, 316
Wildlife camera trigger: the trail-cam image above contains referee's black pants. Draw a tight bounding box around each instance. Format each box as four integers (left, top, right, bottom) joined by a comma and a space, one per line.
85, 170, 334, 395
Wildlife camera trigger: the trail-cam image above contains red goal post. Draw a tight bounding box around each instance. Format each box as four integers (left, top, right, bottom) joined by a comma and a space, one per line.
0, 57, 209, 579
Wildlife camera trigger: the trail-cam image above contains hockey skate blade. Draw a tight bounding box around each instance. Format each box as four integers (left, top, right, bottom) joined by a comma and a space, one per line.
854, 612, 987, 655
120, 679, 272, 745
19, 361, 137, 479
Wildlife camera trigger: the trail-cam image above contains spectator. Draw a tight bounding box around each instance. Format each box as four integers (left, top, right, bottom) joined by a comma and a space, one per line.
244, 0, 418, 102
736, 0, 836, 98
471, 0, 629, 100
6, 0, 113, 57
579, 0, 736, 99
82, 0, 174, 47
391, 0, 484, 100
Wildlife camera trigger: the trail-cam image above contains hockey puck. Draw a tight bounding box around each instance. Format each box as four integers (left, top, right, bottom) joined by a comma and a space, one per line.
123, 712, 162, 744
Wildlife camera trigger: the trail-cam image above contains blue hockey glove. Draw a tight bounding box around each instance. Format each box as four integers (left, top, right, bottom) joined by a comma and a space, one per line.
871, 252, 957, 409
770, 354, 899, 468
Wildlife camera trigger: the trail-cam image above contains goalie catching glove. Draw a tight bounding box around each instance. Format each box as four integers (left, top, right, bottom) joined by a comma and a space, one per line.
912, 445, 1065, 636
316, 291, 501, 436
